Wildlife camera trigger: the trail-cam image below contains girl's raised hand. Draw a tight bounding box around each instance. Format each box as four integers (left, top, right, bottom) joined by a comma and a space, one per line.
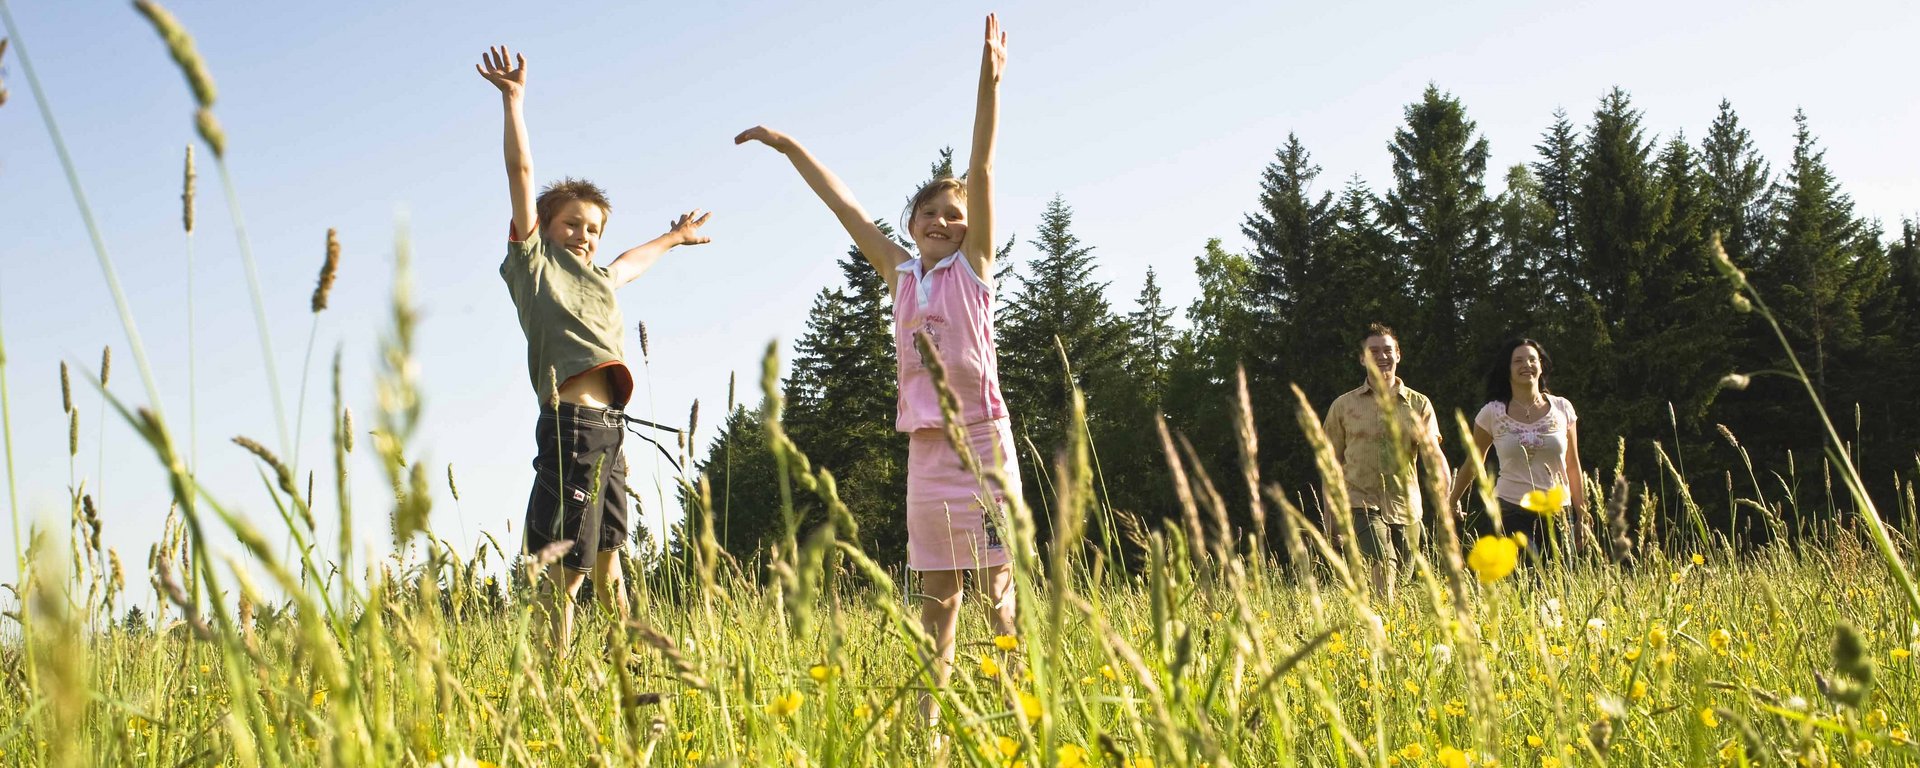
475, 45, 527, 97
734, 125, 794, 153
983, 13, 1008, 82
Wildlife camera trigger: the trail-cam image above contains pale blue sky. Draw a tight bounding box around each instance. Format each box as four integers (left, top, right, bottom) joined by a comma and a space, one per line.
2, 0, 1916, 582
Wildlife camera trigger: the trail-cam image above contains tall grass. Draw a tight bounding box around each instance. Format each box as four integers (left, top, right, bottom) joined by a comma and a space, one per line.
1, 5, 1918, 768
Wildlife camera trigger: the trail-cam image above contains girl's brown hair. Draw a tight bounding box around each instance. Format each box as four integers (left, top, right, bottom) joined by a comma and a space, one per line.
900, 177, 967, 237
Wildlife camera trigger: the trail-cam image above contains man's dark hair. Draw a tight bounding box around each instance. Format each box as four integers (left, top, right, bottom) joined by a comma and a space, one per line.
1362, 322, 1397, 346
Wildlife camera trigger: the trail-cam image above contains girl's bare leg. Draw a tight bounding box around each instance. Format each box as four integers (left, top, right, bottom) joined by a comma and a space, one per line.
917, 569, 965, 726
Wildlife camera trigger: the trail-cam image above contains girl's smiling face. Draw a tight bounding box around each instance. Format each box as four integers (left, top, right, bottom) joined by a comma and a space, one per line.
909, 188, 967, 259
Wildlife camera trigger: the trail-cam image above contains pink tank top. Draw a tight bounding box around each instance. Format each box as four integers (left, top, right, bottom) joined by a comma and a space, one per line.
893, 253, 1008, 431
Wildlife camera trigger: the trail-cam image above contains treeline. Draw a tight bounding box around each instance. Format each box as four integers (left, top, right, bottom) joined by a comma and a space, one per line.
684, 86, 1920, 566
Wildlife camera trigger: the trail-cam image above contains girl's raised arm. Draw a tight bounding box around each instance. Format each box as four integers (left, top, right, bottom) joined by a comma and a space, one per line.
736, 126, 910, 286
963, 13, 1007, 276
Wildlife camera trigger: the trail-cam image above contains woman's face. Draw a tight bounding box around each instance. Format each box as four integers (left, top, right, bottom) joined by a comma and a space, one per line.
1509, 344, 1543, 386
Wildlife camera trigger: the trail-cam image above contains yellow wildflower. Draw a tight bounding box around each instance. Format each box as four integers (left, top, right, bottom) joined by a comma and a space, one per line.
1521, 485, 1569, 513
1467, 536, 1520, 583
808, 664, 840, 683
766, 691, 804, 717
1699, 708, 1719, 729
1893, 648, 1912, 661
1438, 746, 1471, 768
1397, 743, 1426, 760
1648, 625, 1668, 648
1691, 553, 1705, 565
1099, 664, 1118, 681
1057, 743, 1089, 768
311, 689, 327, 707
995, 735, 1020, 758
1526, 735, 1544, 749
852, 703, 871, 719
1631, 679, 1648, 700
979, 655, 1001, 679
1709, 629, 1732, 654
994, 634, 1020, 651
1542, 758, 1562, 768
1867, 709, 1888, 729
1018, 691, 1042, 723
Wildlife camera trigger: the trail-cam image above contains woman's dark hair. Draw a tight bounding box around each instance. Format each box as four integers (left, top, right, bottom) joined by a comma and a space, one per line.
1483, 337, 1552, 406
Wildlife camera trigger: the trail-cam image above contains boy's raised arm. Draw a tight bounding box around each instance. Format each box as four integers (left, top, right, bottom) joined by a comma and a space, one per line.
963, 14, 1007, 276
736, 126, 910, 287
477, 46, 537, 241
605, 209, 713, 288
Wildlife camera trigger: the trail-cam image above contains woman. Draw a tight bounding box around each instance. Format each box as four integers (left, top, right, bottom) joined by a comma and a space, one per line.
1448, 338, 1587, 553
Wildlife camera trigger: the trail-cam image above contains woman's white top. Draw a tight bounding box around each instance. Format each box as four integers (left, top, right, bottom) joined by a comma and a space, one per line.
1473, 395, 1578, 504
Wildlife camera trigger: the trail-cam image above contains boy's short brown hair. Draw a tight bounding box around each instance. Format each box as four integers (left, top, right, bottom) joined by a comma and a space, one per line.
536, 177, 612, 227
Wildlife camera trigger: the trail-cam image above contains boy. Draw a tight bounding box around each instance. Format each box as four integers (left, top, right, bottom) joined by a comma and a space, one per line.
477, 45, 711, 648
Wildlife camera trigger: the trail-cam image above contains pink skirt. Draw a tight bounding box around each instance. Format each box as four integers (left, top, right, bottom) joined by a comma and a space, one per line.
906, 418, 1021, 571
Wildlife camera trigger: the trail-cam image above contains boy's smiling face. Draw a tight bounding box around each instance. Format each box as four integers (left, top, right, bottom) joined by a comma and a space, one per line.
543, 198, 608, 260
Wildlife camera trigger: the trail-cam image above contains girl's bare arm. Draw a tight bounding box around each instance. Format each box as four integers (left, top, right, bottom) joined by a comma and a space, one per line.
736, 126, 910, 285
963, 13, 1007, 276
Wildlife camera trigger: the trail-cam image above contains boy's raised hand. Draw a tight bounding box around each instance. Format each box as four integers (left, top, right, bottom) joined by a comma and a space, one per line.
476, 45, 527, 98
734, 125, 795, 153
668, 209, 714, 246
983, 13, 1008, 82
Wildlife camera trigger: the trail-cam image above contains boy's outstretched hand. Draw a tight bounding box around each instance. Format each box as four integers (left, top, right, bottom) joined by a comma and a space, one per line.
734, 126, 795, 153
983, 14, 1008, 82
668, 210, 713, 246
476, 45, 527, 98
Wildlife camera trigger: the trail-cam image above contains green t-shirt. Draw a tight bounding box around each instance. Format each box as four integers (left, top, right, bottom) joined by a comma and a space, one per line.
500, 232, 628, 402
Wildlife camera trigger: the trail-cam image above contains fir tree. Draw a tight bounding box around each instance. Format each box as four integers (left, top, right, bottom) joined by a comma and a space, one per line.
1531, 108, 1583, 303
1000, 195, 1131, 450
1381, 85, 1497, 413
1699, 100, 1773, 266
1124, 267, 1178, 408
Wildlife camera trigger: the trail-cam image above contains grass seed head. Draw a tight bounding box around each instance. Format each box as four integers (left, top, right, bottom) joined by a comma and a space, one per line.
133, 1, 217, 107
60, 361, 72, 413
182, 144, 196, 232
312, 228, 341, 312
100, 345, 111, 388
195, 107, 225, 158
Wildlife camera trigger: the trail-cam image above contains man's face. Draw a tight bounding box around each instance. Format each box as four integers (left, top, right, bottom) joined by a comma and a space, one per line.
1363, 334, 1400, 382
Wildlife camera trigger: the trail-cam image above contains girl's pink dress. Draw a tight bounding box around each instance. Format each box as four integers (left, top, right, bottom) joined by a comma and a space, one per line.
894, 252, 1018, 571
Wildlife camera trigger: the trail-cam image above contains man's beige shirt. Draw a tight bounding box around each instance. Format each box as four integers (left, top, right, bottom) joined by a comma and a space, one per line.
1324, 379, 1440, 524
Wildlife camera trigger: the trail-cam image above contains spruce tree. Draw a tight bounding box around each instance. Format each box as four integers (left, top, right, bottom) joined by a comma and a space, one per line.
1380, 85, 1497, 414
1531, 109, 1583, 304
1000, 194, 1130, 440
1125, 267, 1178, 408
1754, 111, 1878, 394
1162, 238, 1263, 525
1699, 100, 1773, 266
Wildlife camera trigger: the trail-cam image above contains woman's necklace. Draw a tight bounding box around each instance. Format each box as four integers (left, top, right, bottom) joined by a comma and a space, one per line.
1509, 394, 1549, 423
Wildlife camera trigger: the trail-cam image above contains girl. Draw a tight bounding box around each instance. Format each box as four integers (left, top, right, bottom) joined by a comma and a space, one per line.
1448, 338, 1588, 555
736, 14, 1015, 726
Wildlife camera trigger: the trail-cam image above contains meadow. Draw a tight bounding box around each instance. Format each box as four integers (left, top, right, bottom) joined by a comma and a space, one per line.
4, 3, 1920, 767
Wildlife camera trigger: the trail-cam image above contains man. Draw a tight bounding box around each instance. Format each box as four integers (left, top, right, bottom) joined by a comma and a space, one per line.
1323, 323, 1450, 601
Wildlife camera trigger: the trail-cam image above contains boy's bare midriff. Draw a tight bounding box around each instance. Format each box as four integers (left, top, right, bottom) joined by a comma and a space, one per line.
557, 366, 616, 409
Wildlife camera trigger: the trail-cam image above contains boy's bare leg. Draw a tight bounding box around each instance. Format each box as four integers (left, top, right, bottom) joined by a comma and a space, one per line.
541, 562, 588, 649
592, 550, 628, 620
917, 570, 965, 727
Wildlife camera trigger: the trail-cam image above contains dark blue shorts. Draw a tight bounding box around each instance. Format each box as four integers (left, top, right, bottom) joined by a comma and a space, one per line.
525, 403, 629, 571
